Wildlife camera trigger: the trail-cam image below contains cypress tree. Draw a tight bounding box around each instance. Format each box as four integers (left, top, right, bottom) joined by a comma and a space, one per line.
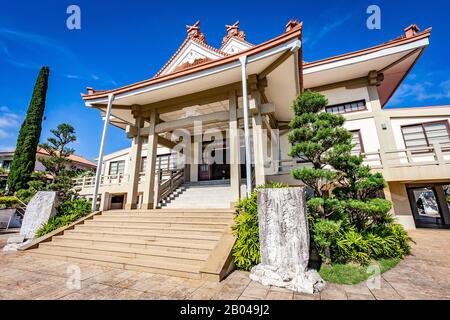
7, 66, 50, 193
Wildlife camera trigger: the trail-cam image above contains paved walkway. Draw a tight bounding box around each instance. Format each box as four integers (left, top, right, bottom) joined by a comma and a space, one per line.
0, 229, 19, 249
0, 230, 449, 300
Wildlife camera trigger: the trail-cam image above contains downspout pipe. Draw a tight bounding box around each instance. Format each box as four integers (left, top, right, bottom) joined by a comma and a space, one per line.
239, 56, 253, 197
91, 93, 114, 212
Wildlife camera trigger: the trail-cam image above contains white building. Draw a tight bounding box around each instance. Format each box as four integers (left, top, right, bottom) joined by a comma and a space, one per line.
23, 20, 450, 281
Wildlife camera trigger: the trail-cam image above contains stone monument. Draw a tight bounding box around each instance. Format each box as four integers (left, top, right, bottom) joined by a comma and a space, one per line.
20, 191, 58, 239
250, 187, 325, 294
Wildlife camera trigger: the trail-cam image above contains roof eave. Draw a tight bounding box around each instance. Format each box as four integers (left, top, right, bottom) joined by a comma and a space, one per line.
304, 27, 432, 70
81, 24, 303, 102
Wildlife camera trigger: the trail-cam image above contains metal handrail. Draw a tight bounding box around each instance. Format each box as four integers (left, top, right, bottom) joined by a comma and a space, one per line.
3, 196, 26, 230
155, 168, 184, 206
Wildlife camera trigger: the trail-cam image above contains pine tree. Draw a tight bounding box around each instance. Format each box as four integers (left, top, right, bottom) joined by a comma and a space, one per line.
7, 67, 50, 193
288, 91, 404, 264
288, 90, 390, 225
39, 123, 77, 202
288, 90, 354, 218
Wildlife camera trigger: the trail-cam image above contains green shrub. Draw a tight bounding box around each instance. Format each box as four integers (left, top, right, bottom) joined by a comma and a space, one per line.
310, 214, 411, 266
334, 224, 411, 265
0, 197, 20, 209
35, 198, 91, 238
58, 198, 91, 216
15, 189, 36, 204
311, 218, 342, 264
232, 191, 260, 271
232, 182, 289, 271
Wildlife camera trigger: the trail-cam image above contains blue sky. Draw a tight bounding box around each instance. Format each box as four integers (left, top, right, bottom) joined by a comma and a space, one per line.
1, 0, 449, 161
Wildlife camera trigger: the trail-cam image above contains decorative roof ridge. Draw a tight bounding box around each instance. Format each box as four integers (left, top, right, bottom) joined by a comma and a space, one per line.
221, 35, 255, 50
153, 21, 228, 78
220, 21, 253, 48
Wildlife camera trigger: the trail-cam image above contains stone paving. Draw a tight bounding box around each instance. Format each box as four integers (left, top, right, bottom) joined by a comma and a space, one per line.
0, 229, 449, 300
0, 229, 19, 250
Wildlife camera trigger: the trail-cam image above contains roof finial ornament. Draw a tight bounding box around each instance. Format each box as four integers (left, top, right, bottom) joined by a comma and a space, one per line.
285, 19, 301, 32
404, 24, 420, 38
186, 20, 206, 43
226, 21, 240, 34
222, 20, 247, 47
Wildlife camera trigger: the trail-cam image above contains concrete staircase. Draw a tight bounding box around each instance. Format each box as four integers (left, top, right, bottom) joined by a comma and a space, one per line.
28, 209, 236, 280
161, 181, 233, 209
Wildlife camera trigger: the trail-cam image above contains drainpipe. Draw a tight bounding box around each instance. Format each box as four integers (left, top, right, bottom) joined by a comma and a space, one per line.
291, 40, 302, 95
91, 93, 115, 212
239, 56, 253, 197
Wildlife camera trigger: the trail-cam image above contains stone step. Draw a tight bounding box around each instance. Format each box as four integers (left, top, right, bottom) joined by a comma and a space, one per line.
105, 209, 234, 214
64, 228, 221, 244
39, 242, 208, 264
161, 185, 233, 209
52, 234, 215, 253
75, 224, 228, 236
161, 204, 231, 209
86, 219, 232, 230
29, 248, 203, 279
95, 215, 233, 223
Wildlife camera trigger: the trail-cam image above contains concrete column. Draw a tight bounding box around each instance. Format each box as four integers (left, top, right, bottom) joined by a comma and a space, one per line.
190, 122, 202, 182
142, 109, 158, 209
387, 181, 416, 230
367, 85, 396, 168
270, 128, 280, 174
229, 90, 241, 201
99, 192, 111, 211
251, 91, 266, 186
125, 116, 144, 210
190, 141, 200, 182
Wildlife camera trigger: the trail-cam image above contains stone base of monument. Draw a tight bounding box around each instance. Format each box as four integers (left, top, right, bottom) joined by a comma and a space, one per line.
3, 191, 58, 252
249, 187, 325, 294
250, 265, 325, 294
20, 191, 58, 240
3, 238, 31, 252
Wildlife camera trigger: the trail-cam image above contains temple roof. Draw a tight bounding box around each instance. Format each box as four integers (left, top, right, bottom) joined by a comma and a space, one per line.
153, 21, 253, 78
81, 21, 431, 110
81, 21, 302, 102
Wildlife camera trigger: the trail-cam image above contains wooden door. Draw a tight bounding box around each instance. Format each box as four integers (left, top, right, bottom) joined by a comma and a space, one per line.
198, 164, 212, 181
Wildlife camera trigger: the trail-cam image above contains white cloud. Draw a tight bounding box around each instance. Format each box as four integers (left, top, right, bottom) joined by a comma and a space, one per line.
309, 14, 353, 47
440, 80, 450, 97
0, 145, 15, 151
390, 81, 450, 105
65, 74, 81, 79
0, 109, 20, 139
0, 129, 8, 139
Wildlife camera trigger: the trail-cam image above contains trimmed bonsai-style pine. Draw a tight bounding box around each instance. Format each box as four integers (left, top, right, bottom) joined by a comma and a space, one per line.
288, 90, 410, 267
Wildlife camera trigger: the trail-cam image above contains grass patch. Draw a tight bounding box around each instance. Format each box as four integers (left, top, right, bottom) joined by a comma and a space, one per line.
319, 258, 400, 285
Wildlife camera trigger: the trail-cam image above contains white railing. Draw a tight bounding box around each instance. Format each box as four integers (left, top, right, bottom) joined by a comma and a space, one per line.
73, 153, 183, 189
384, 142, 450, 168
74, 173, 129, 189
273, 142, 450, 173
